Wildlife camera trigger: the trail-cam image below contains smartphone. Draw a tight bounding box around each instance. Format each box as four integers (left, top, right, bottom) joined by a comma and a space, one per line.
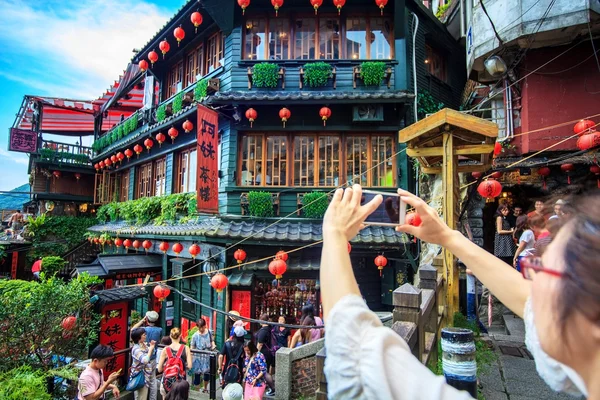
362, 190, 406, 227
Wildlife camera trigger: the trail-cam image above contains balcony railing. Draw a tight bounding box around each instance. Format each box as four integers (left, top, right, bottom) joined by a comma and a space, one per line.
39, 140, 92, 166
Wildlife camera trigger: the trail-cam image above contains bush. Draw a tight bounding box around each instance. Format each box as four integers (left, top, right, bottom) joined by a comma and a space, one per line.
252, 63, 279, 88
195, 79, 208, 101
156, 104, 167, 122
0, 366, 51, 400
301, 192, 329, 218
95, 193, 197, 225
360, 61, 386, 86
247, 191, 274, 217
303, 62, 332, 88
41, 256, 67, 277
172, 92, 184, 114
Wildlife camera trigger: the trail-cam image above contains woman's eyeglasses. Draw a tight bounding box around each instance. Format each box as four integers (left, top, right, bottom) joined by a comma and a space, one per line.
520, 256, 566, 280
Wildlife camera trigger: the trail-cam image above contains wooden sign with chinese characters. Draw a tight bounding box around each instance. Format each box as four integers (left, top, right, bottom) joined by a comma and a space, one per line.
9, 128, 37, 153
196, 105, 219, 213
99, 301, 128, 379
231, 290, 251, 321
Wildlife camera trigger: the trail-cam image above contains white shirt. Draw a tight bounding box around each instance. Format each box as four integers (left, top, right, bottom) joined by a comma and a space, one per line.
518, 230, 536, 257
324, 295, 473, 399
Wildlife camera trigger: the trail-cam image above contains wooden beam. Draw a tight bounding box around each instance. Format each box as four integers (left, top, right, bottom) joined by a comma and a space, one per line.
421, 164, 489, 174
406, 143, 495, 157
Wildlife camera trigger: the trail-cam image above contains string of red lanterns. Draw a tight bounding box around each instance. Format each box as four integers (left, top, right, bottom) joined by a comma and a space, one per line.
310, 0, 322, 14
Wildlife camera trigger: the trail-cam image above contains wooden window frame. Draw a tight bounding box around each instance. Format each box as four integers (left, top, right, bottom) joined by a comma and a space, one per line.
425, 44, 447, 82
176, 147, 198, 193
136, 161, 153, 199
206, 32, 223, 73
119, 169, 130, 202
153, 157, 167, 196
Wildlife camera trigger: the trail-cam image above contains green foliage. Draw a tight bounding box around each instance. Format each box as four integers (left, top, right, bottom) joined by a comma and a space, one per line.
247, 191, 274, 217
0, 366, 51, 400
252, 63, 280, 88
40, 256, 67, 277
301, 191, 329, 218
92, 113, 139, 153
417, 90, 444, 118
172, 92, 184, 114
96, 193, 197, 225
187, 326, 199, 345
39, 148, 54, 160
303, 62, 332, 88
156, 104, 167, 122
436, 2, 451, 19
130, 310, 142, 326
194, 79, 208, 101
360, 61, 386, 86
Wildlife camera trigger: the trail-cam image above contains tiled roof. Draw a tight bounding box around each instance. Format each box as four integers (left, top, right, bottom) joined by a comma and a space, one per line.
93, 286, 148, 307
228, 271, 254, 286
208, 90, 414, 104
88, 218, 408, 246
243, 258, 321, 271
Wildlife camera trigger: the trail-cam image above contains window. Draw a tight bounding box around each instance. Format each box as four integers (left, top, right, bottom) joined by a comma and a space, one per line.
318, 17, 340, 59
239, 133, 395, 187
119, 169, 130, 202
135, 157, 166, 198
166, 60, 184, 98
136, 162, 153, 199
185, 44, 204, 86
294, 18, 316, 59
269, 18, 290, 60
176, 147, 198, 193
425, 44, 447, 81
154, 157, 167, 196
244, 18, 266, 60
369, 18, 392, 59
346, 18, 367, 60
206, 32, 223, 73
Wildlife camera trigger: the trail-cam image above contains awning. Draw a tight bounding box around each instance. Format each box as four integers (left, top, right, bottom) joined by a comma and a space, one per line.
75, 254, 163, 278
92, 286, 148, 307
227, 271, 254, 286
242, 258, 321, 272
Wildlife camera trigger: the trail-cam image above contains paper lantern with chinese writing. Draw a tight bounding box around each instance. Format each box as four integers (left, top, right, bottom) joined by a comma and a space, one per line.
275, 250, 288, 262
148, 50, 159, 65
117, 152, 125, 163
211, 273, 228, 293
591, 165, 600, 188
132, 240, 142, 252
234, 249, 247, 264
144, 138, 154, 152
310, 0, 322, 14
159, 241, 170, 254
139, 59, 149, 72
271, 0, 283, 16
279, 107, 291, 127
561, 163, 574, 184
134, 144, 143, 157
123, 239, 132, 249
538, 167, 551, 189
245, 108, 257, 128
493, 142, 502, 156
174, 26, 185, 46
576, 132, 600, 151
189, 243, 201, 259
333, 0, 345, 14
159, 40, 170, 58
115, 238, 123, 248
153, 285, 171, 301
573, 119, 596, 135
183, 120, 194, 133
53, 171, 61, 179
125, 148, 133, 160
156, 132, 166, 147
319, 107, 331, 126
142, 240, 152, 253
477, 179, 502, 199
168, 127, 179, 143
190, 11, 203, 33
375, 0, 388, 14
347, 242, 351, 253
374, 255, 387, 277
269, 258, 287, 279
172, 243, 183, 255
61, 316, 77, 331
238, 0, 250, 14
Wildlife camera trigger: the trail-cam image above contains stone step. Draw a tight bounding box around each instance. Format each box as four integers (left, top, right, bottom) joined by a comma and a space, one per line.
503, 313, 526, 338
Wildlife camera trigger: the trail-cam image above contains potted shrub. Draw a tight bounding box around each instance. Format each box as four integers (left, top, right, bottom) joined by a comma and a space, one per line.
172, 92, 184, 114
360, 61, 386, 86
301, 191, 329, 218
302, 62, 333, 88
252, 62, 280, 88
194, 79, 208, 101
156, 104, 167, 122
247, 191, 275, 217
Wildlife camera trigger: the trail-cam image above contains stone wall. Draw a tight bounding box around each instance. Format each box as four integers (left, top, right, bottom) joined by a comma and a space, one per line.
275, 338, 324, 400
290, 356, 318, 399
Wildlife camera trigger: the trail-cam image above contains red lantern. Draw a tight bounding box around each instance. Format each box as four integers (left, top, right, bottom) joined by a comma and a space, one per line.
477, 179, 503, 199
132, 240, 141, 252
123, 239, 132, 249
148, 50, 159, 65
347, 242, 351, 253
590, 165, 600, 189
573, 119, 596, 135
269, 259, 287, 279
117, 152, 125, 163
153, 284, 171, 301
134, 144, 143, 157
189, 244, 201, 259
115, 238, 123, 248
406, 212, 422, 227
111, 155, 117, 164
139, 59, 149, 72
159, 40, 170, 58
211, 273, 229, 293
561, 163, 574, 185
319, 107, 331, 126
168, 127, 179, 143
374, 255, 388, 277
182, 120, 194, 133
105, 238, 113, 246
104, 157, 112, 167
159, 241, 170, 254
94, 163, 99, 171
53, 171, 61, 179
271, 0, 283, 16
174, 26, 185, 46
471, 172, 482, 179
125, 148, 133, 160
491, 171, 503, 179
234, 249, 247, 264
99, 160, 105, 169
142, 240, 152, 253
375, 0, 388, 14
576, 132, 600, 151
238, 0, 250, 15
493, 142, 502, 156
144, 138, 154, 152
61, 316, 77, 331
172, 243, 183, 255
333, 0, 345, 14
75, 173, 81, 181
275, 250, 288, 262
538, 167, 551, 189
310, 0, 322, 14
191, 12, 203, 33
93, 237, 100, 244
279, 108, 291, 127
245, 108, 258, 128
156, 132, 166, 147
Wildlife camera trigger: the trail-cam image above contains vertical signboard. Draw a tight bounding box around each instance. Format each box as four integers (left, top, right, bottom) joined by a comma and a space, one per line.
196, 105, 219, 213
231, 290, 252, 322
11, 252, 18, 279
99, 301, 128, 379
9, 128, 37, 153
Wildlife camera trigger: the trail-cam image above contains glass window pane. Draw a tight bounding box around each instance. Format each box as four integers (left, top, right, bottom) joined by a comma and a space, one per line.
294, 136, 315, 186
370, 18, 392, 60
240, 136, 262, 186
180, 152, 188, 192
265, 136, 287, 186
318, 136, 339, 186
189, 149, 197, 192
346, 18, 367, 60
294, 18, 316, 59
371, 136, 395, 187
319, 18, 340, 59
346, 136, 368, 186
268, 18, 290, 60
244, 19, 266, 60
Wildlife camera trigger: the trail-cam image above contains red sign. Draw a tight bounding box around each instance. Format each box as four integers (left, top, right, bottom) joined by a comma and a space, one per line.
196, 105, 219, 213
99, 301, 128, 379
115, 271, 153, 280
231, 290, 252, 322
11, 252, 18, 279
9, 128, 38, 153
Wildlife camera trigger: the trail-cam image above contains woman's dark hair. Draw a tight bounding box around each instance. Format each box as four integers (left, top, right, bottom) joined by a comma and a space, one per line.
301, 304, 315, 321
130, 327, 146, 344
90, 344, 114, 360
244, 340, 258, 358
300, 316, 315, 344
495, 204, 509, 217
259, 313, 270, 322
513, 215, 530, 241
165, 379, 190, 400
161, 336, 172, 346
197, 318, 206, 328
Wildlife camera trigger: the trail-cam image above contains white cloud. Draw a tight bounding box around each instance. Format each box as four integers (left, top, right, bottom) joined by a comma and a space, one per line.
0, 148, 29, 166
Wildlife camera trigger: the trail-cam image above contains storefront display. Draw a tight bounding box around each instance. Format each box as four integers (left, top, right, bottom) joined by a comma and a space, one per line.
253, 277, 321, 324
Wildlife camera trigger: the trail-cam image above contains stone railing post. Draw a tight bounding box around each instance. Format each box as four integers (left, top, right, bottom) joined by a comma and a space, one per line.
393, 283, 423, 360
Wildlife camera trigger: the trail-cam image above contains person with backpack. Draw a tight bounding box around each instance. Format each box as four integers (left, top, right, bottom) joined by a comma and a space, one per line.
254, 314, 276, 396
218, 326, 246, 388
242, 340, 267, 400
157, 328, 192, 398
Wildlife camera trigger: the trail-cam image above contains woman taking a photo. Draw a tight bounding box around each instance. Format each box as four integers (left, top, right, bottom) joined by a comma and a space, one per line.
242, 340, 268, 400
320, 185, 591, 399
129, 328, 157, 400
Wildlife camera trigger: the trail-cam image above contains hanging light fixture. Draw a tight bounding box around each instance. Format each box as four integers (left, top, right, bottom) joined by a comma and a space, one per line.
117, 152, 125, 163
190, 12, 203, 33
319, 107, 331, 126
125, 148, 134, 160
139, 59, 149, 72
238, 0, 250, 15
174, 26, 185, 46
573, 119, 596, 135
210, 273, 229, 293
172, 243, 183, 255
245, 108, 258, 128
144, 138, 154, 152
142, 240, 153, 253
234, 249, 247, 264
375, 0, 388, 14
374, 255, 388, 277
148, 50, 159, 66
168, 127, 179, 143
189, 243, 201, 259
159, 241, 170, 254
182, 120, 194, 133
134, 144, 143, 158
484, 55, 508, 77
477, 179, 503, 199
538, 167, 551, 189
271, 0, 283, 16
159, 40, 170, 58
560, 163, 574, 185
333, 0, 346, 14
156, 132, 166, 147
310, 0, 322, 14
279, 107, 291, 127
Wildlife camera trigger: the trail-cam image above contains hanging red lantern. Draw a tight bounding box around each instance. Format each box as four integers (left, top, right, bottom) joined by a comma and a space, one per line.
211, 273, 229, 293
238, 0, 250, 15
142, 240, 152, 253
53, 171, 61, 179
374, 255, 388, 277
168, 127, 179, 143
189, 244, 201, 259
347, 242, 351, 253
111, 155, 117, 164
94, 163, 100, 171
319, 106, 331, 126
245, 108, 258, 128
310, 0, 322, 14
375, 0, 388, 14
190, 12, 203, 33
172, 243, 183, 255
93, 237, 100, 244
61, 316, 77, 331
139, 59, 149, 72
132, 240, 142, 252
538, 167, 551, 189
104, 157, 112, 168
159, 40, 170, 58
156, 132, 166, 147
234, 249, 247, 264
471, 171, 482, 179
125, 148, 133, 160
560, 163, 574, 185
590, 165, 600, 189
477, 179, 503, 199
491, 171, 503, 179
144, 138, 154, 152
134, 144, 143, 157
75, 173, 81, 181
576, 132, 600, 151
159, 241, 170, 254
99, 160, 105, 169
406, 212, 422, 227
271, 0, 283, 16
105, 238, 113, 246
182, 120, 194, 133
493, 142, 502, 156
148, 50, 159, 65
333, 0, 345, 14
123, 239, 132, 249
153, 284, 171, 301
114, 238, 123, 248
269, 259, 287, 279
275, 250, 288, 262
573, 119, 596, 135
279, 108, 291, 127
117, 152, 125, 163
174, 26, 185, 46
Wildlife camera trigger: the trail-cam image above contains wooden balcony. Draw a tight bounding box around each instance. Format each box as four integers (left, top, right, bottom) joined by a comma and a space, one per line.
38, 140, 93, 166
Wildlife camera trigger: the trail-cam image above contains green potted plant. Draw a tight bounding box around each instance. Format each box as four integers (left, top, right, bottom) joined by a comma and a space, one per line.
360, 61, 386, 86
247, 191, 274, 217
156, 104, 167, 122
303, 62, 332, 88
194, 79, 208, 101
172, 92, 184, 114
301, 191, 329, 218
252, 62, 280, 88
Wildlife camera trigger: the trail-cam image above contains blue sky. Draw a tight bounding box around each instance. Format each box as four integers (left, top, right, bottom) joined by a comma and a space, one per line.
0, 0, 185, 191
